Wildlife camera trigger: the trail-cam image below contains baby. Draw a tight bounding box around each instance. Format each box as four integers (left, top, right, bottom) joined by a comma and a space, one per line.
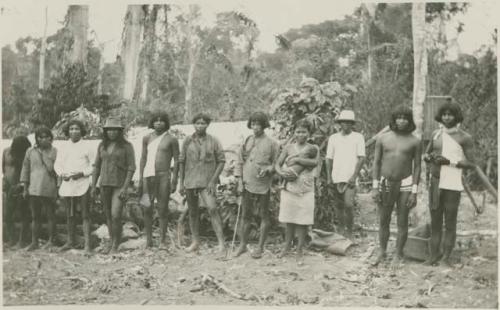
280, 146, 317, 188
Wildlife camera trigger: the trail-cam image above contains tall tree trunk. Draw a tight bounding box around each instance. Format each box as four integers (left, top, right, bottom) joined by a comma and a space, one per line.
97, 43, 105, 95
67, 5, 89, 66
38, 6, 48, 93
361, 3, 377, 84
136, 5, 159, 104
412, 2, 427, 138
411, 2, 428, 227
121, 5, 145, 101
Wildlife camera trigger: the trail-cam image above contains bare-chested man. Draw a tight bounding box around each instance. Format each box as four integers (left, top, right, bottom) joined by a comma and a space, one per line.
423, 101, 475, 267
372, 105, 422, 267
139, 112, 179, 250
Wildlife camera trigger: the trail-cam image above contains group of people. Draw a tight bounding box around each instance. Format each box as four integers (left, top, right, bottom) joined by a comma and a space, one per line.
3, 100, 474, 267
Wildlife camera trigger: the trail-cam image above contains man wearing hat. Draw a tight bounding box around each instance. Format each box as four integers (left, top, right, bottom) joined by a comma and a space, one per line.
91, 117, 136, 253
325, 110, 366, 240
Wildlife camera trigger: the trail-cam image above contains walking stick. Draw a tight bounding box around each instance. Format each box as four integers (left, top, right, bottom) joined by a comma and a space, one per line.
230, 196, 242, 253
462, 175, 482, 214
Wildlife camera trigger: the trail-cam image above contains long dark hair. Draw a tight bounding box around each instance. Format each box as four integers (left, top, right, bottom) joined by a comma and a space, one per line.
435, 101, 464, 124
389, 105, 416, 133
101, 128, 128, 149
10, 136, 31, 171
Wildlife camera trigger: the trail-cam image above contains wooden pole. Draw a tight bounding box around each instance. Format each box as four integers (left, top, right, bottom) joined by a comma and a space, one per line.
38, 6, 48, 93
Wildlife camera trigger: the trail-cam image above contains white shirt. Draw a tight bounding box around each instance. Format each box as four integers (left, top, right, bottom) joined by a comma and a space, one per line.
143, 131, 167, 178
326, 131, 365, 183
54, 139, 94, 197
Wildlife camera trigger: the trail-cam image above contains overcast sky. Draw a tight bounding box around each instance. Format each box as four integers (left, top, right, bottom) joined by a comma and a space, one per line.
0, 0, 497, 62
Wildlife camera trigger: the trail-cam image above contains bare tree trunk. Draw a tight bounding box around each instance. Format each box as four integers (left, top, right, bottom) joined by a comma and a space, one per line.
136, 5, 159, 104
38, 6, 48, 93
97, 43, 105, 95
121, 5, 145, 101
67, 5, 89, 66
411, 2, 428, 227
361, 3, 377, 84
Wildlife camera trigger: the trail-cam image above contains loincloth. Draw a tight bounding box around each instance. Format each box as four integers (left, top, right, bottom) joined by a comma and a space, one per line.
378, 175, 413, 207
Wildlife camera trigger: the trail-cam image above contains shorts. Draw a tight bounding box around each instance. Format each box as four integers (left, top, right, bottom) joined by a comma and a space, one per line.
242, 189, 271, 220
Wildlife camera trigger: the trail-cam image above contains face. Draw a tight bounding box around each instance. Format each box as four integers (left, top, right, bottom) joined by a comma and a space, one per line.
194, 118, 208, 134
294, 126, 310, 144
106, 128, 120, 140
68, 124, 82, 142
395, 115, 409, 131
251, 121, 264, 136
339, 121, 354, 133
441, 110, 456, 128
37, 133, 52, 149
153, 118, 167, 132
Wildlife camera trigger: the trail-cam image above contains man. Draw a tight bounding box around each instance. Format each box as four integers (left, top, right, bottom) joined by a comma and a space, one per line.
234, 112, 279, 259
325, 110, 365, 240
424, 101, 474, 266
139, 112, 179, 250
179, 113, 226, 254
3, 135, 32, 247
371, 105, 421, 267
54, 120, 94, 254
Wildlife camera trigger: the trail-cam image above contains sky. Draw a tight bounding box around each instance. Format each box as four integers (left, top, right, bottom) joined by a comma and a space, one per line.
0, 0, 497, 63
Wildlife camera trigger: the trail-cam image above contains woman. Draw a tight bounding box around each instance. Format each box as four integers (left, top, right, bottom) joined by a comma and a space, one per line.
20, 127, 58, 251
91, 118, 135, 254
54, 119, 94, 254
275, 119, 319, 265
3, 135, 32, 247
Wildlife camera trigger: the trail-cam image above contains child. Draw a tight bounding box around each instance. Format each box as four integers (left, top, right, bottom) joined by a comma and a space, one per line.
280, 145, 317, 189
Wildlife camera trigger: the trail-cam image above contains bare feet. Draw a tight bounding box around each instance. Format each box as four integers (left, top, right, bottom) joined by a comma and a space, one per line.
251, 248, 263, 259
371, 252, 387, 267
185, 242, 200, 253
234, 244, 248, 257
391, 255, 404, 270
440, 256, 454, 267
296, 252, 304, 266
277, 248, 290, 259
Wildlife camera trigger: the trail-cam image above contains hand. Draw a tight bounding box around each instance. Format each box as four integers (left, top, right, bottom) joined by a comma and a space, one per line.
90, 187, 97, 200
207, 180, 217, 195
286, 156, 299, 166
347, 176, 356, 188
170, 179, 178, 194
118, 187, 128, 201
257, 167, 272, 178
327, 178, 333, 186
237, 178, 244, 194
70, 172, 84, 180
423, 153, 433, 163
407, 193, 417, 209
23, 187, 29, 200
434, 155, 450, 166
371, 188, 381, 204
62, 174, 71, 182
280, 169, 297, 181
179, 184, 186, 196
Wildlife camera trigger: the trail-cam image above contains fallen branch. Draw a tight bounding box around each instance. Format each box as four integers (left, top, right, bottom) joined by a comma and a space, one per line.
201, 273, 244, 300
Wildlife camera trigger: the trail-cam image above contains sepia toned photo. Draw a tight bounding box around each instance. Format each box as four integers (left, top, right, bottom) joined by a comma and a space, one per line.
1, 0, 498, 307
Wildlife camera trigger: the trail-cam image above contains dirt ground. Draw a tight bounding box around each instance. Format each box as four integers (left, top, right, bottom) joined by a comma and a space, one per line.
3, 192, 498, 307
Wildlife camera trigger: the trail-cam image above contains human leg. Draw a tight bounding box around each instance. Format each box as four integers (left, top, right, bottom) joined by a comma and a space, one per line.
80, 191, 92, 253
42, 197, 57, 249
200, 189, 225, 252
278, 223, 295, 258
101, 186, 113, 247
110, 188, 123, 252
235, 190, 251, 257
142, 178, 155, 248
157, 173, 171, 249
185, 189, 200, 252
331, 184, 346, 235
441, 190, 461, 266
343, 186, 356, 239
27, 196, 42, 251
252, 191, 271, 259
426, 198, 444, 266
295, 224, 307, 264
60, 197, 76, 250
374, 198, 394, 265
16, 196, 31, 248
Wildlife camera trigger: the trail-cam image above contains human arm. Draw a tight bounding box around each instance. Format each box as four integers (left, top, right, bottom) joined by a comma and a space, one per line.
325, 136, 334, 185
257, 138, 280, 178
178, 139, 188, 196
286, 146, 318, 168
138, 135, 148, 195
207, 139, 226, 195
371, 137, 383, 203
274, 146, 296, 180
407, 139, 422, 209
170, 138, 180, 193
457, 135, 475, 169
90, 144, 102, 199
20, 149, 31, 199
235, 140, 245, 193
118, 143, 136, 200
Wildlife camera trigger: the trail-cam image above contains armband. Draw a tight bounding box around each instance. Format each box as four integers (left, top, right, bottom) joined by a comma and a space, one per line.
450, 161, 458, 168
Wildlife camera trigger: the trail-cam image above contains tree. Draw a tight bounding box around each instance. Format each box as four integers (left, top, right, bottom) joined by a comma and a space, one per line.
66, 5, 89, 66
412, 2, 427, 138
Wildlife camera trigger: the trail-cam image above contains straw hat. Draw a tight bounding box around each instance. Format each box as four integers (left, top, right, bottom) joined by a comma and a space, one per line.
336, 110, 356, 122
103, 117, 124, 129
